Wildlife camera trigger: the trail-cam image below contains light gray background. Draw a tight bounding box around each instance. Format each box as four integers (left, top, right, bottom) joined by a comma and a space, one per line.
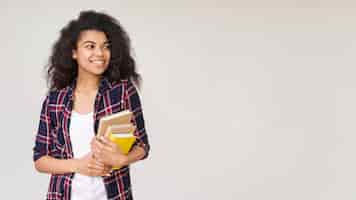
1, 0, 356, 199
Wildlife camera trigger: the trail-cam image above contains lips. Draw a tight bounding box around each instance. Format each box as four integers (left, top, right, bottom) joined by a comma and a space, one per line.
90, 59, 105, 64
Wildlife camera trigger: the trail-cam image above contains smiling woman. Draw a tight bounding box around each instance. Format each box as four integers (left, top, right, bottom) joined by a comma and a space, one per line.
72, 30, 111, 77
33, 10, 150, 200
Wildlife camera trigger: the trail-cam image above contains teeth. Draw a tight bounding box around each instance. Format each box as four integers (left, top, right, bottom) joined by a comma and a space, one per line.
91, 60, 104, 64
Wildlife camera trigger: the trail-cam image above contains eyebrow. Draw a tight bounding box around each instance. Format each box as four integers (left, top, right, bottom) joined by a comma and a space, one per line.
80, 40, 110, 46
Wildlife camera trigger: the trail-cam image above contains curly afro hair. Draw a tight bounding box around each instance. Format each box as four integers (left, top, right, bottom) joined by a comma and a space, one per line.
46, 10, 141, 90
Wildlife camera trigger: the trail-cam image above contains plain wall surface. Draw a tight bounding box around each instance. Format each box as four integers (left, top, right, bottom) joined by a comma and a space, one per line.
1, 0, 356, 199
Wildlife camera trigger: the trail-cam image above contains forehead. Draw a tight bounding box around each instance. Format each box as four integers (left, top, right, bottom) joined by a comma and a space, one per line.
77, 30, 108, 44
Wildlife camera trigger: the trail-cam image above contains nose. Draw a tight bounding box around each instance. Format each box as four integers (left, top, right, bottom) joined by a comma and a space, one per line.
94, 47, 104, 56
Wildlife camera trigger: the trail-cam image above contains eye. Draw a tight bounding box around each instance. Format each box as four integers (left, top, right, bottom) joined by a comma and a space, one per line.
103, 43, 111, 50
85, 44, 95, 49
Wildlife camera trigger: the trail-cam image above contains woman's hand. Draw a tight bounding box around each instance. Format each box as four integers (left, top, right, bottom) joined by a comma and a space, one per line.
91, 136, 129, 168
75, 152, 111, 177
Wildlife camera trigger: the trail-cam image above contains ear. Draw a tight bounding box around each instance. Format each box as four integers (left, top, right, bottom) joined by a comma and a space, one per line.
72, 50, 77, 59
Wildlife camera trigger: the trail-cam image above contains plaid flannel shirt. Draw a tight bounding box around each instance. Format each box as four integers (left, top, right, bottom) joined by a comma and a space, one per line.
33, 78, 150, 200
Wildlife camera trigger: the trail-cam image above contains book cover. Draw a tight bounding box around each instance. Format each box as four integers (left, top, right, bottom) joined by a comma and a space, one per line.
97, 109, 133, 137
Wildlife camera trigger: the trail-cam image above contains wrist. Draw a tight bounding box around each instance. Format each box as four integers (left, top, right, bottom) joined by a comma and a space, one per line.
70, 159, 79, 173
122, 155, 129, 166
114, 154, 129, 167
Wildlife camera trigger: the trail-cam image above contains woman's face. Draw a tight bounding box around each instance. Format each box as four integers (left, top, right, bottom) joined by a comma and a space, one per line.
72, 30, 111, 77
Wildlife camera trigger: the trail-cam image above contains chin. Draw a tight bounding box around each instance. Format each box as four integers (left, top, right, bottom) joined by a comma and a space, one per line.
93, 65, 109, 74
94, 69, 107, 76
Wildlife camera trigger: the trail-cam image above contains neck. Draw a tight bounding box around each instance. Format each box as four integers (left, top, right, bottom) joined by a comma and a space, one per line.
75, 73, 101, 93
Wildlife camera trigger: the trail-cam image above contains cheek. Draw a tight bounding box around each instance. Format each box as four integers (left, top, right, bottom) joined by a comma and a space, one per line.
77, 52, 91, 62
105, 51, 111, 59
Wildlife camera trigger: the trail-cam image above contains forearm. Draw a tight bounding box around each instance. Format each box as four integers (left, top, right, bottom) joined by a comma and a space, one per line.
113, 146, 146, 167
111, 145, 146, 167
34, 155, 77, 175
126, 146, 146, 165
92, 137, 147, 167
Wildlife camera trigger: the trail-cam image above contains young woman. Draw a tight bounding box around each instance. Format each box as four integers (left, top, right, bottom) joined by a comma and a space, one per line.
33, 10, 150, 200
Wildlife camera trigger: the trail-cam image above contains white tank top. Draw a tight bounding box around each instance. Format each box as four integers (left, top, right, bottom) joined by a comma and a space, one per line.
70, 111, 107, 200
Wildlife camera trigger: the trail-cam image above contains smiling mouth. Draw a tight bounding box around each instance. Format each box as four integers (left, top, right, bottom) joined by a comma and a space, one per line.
90, 60, 105, 64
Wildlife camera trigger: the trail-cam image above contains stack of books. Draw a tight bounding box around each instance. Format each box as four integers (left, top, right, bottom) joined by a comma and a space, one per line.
97, 110, 136, 169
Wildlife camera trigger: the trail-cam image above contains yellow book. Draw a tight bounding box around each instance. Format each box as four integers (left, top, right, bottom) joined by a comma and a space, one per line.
106, 124, 136, 169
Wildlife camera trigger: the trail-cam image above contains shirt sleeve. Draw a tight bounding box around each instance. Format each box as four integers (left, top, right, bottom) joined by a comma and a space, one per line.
125, 80, 150, 160
33, 94, 54, 162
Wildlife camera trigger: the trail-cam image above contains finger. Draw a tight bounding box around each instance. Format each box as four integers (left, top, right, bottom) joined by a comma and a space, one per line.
102, 171, 111, 177
92, 147, 102, 157
101, 165, 112, 173
103, 164, 111, 171
106, 138, 117, 149
98, 135, 107, 143
88, 163, 105, 172
93, 158, 106, 167
88, 164, 110, 177
92, 152, 105, 164
90, 140, 97, 151
92, 138, 104, 149
100, 136, 114, 146
88, 162, 102, 170
102, 166, 112, 176
89, 157, 105, 167
95, 141, 116, 153
99, 171, 111, 177
92, 141, 107, 156
101, 138, 120, 152
91, 152, 97, 160
102, 145, 116, 153
92, 170, 107, 177
92, 152, 99, 161
90, 137, 96, 146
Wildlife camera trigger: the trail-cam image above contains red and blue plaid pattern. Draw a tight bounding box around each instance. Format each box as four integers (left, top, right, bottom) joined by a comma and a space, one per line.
33, 78, 150, 200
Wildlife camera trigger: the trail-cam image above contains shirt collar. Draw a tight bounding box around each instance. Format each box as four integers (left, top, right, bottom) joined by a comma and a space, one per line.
67, 77, 113, 98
